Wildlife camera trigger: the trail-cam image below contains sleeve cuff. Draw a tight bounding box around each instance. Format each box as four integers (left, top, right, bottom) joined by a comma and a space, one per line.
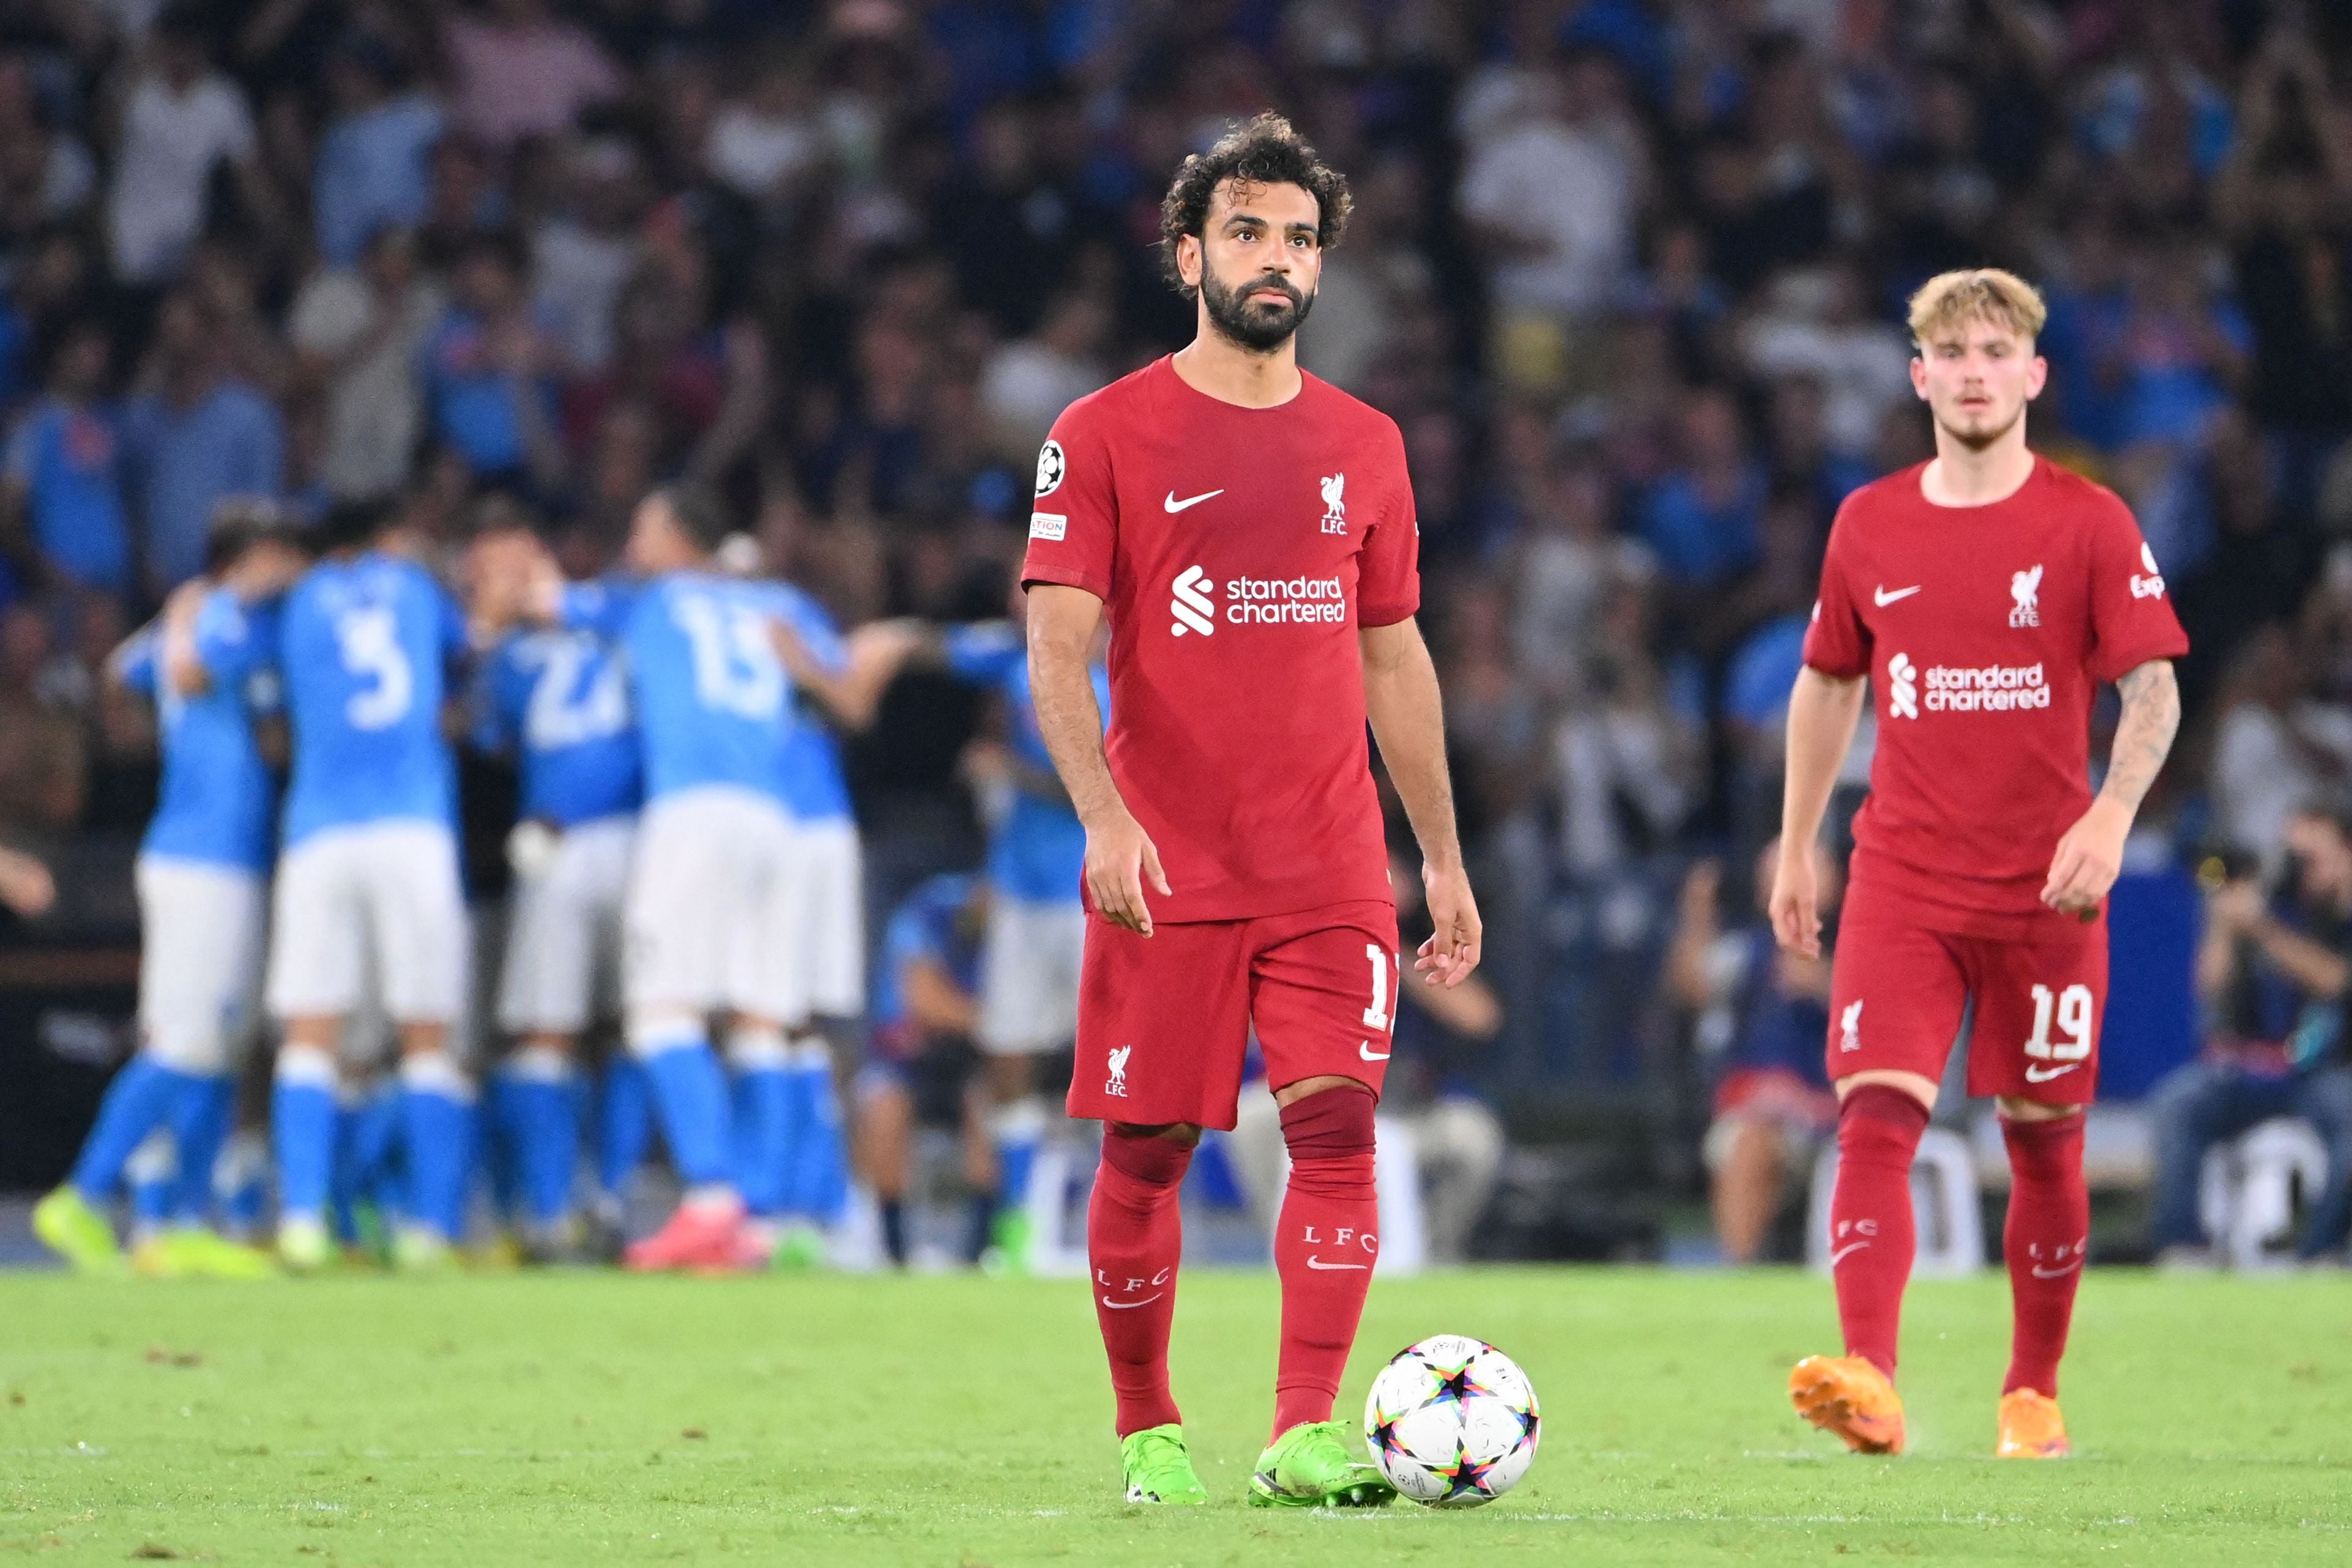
1020, 562, 1111, 601
2090, 636, 2188, 685
1360, 598, 1420, 628
1802, 653, 1869, 680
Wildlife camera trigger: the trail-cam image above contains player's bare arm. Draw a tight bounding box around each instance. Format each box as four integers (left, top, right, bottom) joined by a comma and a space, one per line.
1770, 666, 1867, 957
1359, 618, 1480, 986
1025, 582, 1167, 936
2042, 658, 2179, 915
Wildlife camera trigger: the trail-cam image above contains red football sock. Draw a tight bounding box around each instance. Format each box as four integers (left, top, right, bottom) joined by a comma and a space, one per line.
1271, 1085, 1380, 1442
1829, 1085, 1929, 1380
2001, 1113, 2088, 1397
1088, 1128, 1193, 1438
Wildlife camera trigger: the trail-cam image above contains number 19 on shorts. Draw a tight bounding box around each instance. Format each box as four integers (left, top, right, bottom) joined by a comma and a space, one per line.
2023, 982, 2094, 1064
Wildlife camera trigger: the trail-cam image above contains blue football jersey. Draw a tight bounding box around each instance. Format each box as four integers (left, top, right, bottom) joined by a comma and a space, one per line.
474, 626, 642, 827
114, 590, 283, 874
869, 872, 983, 1061
565, 572, 797, 806
943, 622, 1104, 905
277, 552, 466, 845
770, 582, 854, 825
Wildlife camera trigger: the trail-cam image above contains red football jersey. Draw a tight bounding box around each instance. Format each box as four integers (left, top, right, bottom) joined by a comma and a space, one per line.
1019, 356, 1419, 923
1803, 456, 2189, 933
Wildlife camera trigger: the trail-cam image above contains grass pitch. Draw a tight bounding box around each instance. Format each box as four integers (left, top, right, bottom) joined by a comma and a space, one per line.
2, 1268, 2348, 1566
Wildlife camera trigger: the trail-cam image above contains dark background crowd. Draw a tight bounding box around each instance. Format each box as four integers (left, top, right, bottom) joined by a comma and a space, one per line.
4, 0, 2352, 1260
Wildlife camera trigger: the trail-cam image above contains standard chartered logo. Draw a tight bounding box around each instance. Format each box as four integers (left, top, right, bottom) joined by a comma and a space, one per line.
1888, 652, 1918, 719
1171, 565, 1216, 636
1888, 652, 2053, 719
1170, 563, 1349, 635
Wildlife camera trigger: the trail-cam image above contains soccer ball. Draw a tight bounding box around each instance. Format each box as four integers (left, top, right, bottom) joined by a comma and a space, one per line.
1363, 1335, 1540, 1507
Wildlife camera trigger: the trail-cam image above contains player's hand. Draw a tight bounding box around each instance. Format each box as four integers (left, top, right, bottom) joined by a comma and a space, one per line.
1769, 845, 1822, 957
1083, 805, 1169, 937
0, 846, 56, 920
1415, 860, 1483, 987
2043, 795, 2132, 918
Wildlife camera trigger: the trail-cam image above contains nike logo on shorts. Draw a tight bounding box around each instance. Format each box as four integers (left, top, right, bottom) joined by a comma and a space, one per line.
1874, 584, 1921, 606
1306, 1257, 1369, 1271
2023, 1061, 2082, 1083
1101, 1293, 1165, 1309
1827, 1241, 1870, 1267
1358, 1040, 1390, 1061
1164, 488, 1224, 513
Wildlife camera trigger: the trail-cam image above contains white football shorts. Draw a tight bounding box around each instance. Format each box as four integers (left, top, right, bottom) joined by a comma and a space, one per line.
625, 787, 800, 1022
267, 820, 467, 1024
498, 814, 634, 1035
977, 896, 1086, 1057
784, 816, 865, 1022
135, 854, 267, 1074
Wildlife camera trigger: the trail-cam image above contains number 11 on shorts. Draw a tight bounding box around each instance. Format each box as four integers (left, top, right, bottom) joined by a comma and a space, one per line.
1361, 943, 1397, 1033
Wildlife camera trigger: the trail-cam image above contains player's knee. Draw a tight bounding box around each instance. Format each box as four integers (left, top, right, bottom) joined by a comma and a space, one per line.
143, 1026, 231, 1078
1278, 1081, 1376, 1162
1836, 1082, 1930, 1168
1996, 1096, 2083, 1124
625, 1009, 702, 1058
722, 1019, 790, 1071
1102, 1121, 1197, 1187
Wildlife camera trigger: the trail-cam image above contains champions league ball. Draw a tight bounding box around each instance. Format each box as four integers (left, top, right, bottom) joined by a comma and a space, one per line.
1363, 1336, 1541, 1507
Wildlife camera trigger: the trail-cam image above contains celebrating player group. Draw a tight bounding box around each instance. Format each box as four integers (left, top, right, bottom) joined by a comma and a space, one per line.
33, 108, 2186, 1504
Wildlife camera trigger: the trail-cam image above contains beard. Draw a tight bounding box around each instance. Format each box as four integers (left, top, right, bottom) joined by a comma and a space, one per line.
1200, 265, 1314, 351
1935, 395, 2025, 453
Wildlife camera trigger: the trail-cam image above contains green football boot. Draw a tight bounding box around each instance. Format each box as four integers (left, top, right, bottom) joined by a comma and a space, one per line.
1248, 1421, 1396, 1509
985, 1208, 1036, 1276
32, 1186, 123, 1274
154, 1227, 278, 1279
1120, 1424, 1208, 1505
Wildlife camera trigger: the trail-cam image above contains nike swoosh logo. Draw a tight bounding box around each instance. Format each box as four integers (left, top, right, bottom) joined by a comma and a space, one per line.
1874, 585, 1921, 606
1358, 1040, 1390, 1061
1100, 1293, 1164, 1310
2030, 1262, 2083, 1280
2023, 1062, 2082, 1083
1827, 1241, 1870, 1267
1306, 1257, 1369, 1271
1164, 489, 1224, 513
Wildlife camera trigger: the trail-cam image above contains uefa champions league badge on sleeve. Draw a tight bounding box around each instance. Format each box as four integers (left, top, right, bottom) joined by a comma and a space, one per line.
1036, 440, 1065, 498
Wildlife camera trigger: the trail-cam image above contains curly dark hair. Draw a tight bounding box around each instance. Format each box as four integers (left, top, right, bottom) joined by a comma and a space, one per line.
1158, 113, 1352, 300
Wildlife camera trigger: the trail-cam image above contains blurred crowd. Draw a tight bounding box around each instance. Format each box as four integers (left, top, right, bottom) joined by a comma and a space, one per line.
9, 1, 2352, 1258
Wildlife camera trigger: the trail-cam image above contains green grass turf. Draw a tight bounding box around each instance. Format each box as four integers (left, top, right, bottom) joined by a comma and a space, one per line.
2, 1268, 2349, 1566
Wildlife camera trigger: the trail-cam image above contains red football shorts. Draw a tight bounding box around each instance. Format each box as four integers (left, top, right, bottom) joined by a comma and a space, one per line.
1826, 904, 2108, 1106
1068, 899, 1400, 1129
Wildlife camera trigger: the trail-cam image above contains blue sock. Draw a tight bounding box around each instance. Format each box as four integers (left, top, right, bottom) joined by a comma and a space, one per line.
272, 1047, 340, 1223
785, 1040, 847, 1224
729, 1027, 794, 1218
126, 1131, 177, 1235
400, 1052, 477, 1243
165, 1075, 235, 1227
332, 1081, 400, 1241
215, 1131, 269, 1240
71, 1054, 198, 1204
502, 1047, 579, 1230
991, 1098, 1049, 1217
632, 1030, 734, 1191
597, 1055, 653, 1202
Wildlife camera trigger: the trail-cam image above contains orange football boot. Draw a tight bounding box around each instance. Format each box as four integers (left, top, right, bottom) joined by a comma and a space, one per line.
1788, 1354, 1907, 1455
1995, 1389, 2069, 1458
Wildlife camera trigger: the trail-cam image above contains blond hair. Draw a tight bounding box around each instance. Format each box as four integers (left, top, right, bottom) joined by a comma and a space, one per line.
1906, 268, 2047, 349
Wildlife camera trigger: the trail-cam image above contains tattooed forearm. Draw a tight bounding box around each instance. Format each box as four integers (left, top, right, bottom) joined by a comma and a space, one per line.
2100, 659, 2180, 813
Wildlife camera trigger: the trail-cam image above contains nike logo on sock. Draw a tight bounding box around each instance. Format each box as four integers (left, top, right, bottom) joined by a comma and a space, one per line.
1827, 1241, 1871, 1267
1100, 1293, 1165, 1309
2030, 1260, 2084, 1279
1164, 488, 1224, 513
1305, 1257, 1369, 1271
